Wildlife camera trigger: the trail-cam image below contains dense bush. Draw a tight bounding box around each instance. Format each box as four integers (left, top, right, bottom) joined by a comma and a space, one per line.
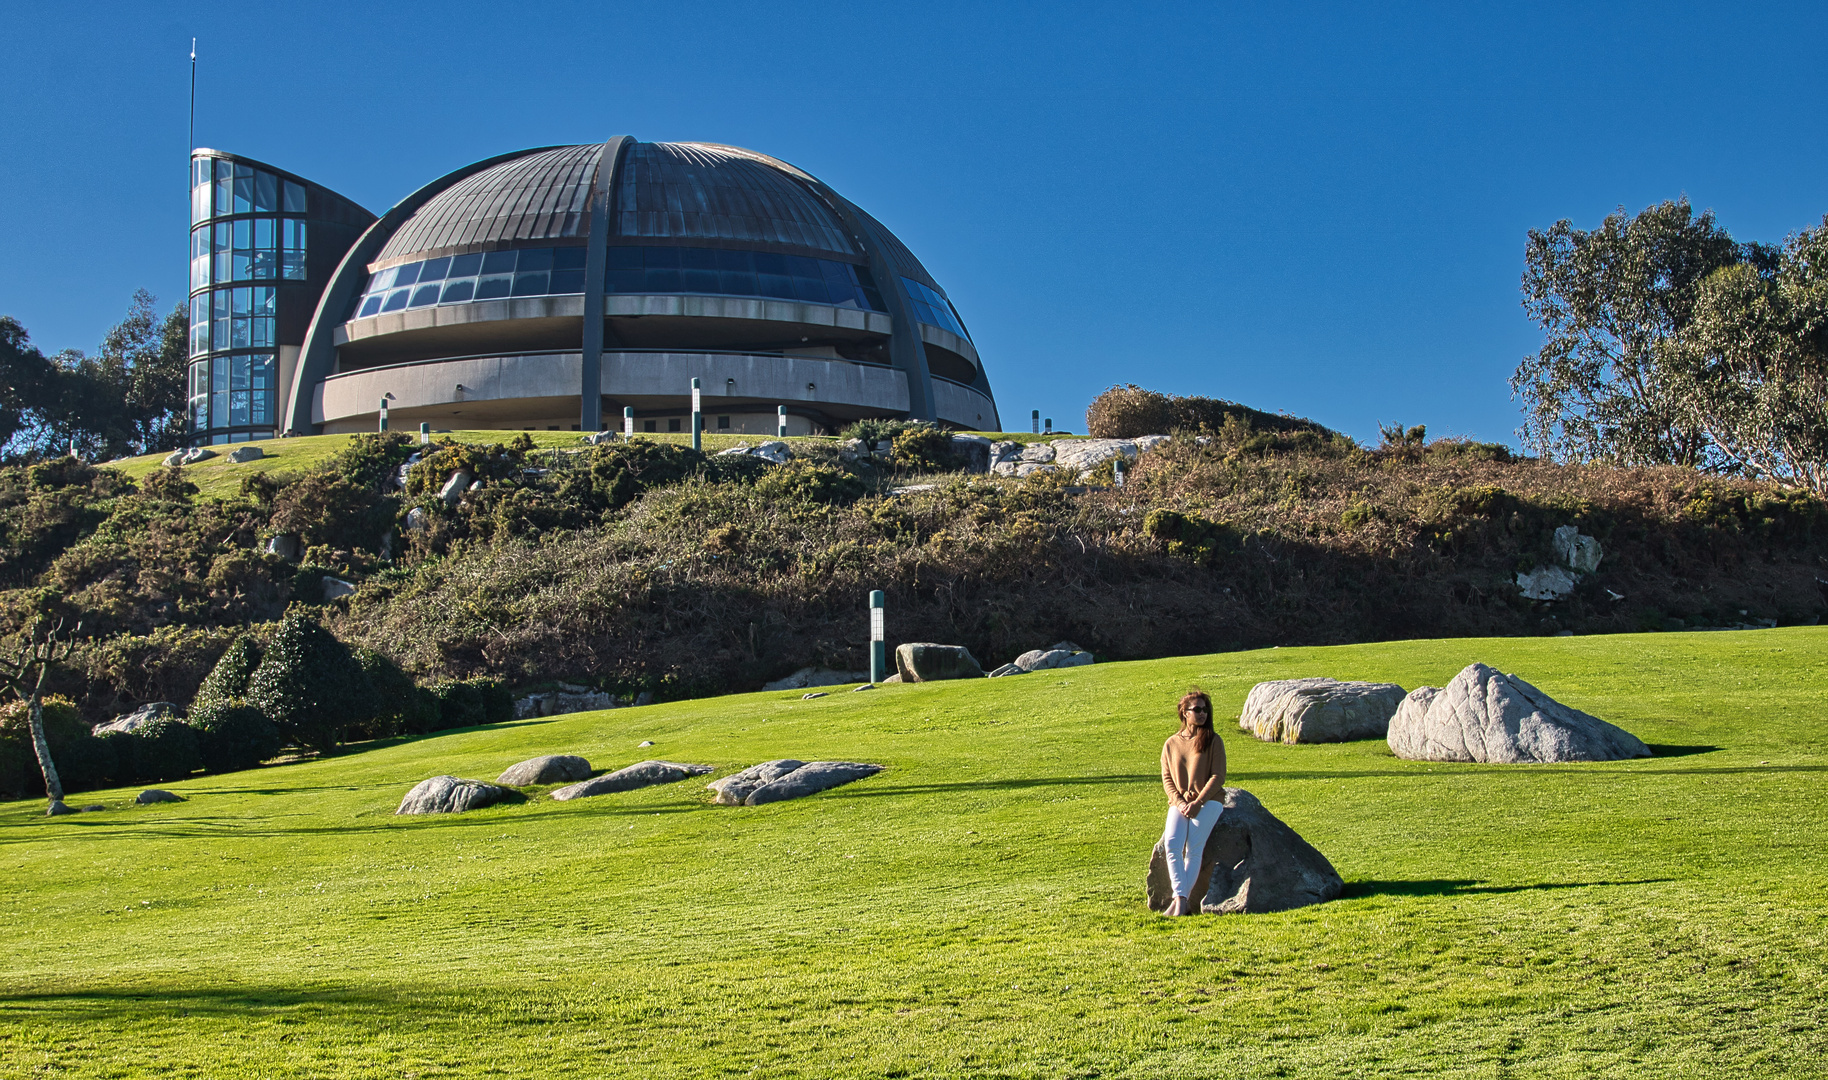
1085, 384, 1337, 441
349, 647, 439, 739
188, 700, 281, 773
245, 610, 371, 753
193, 635, 262, 708
120, 714, 203, 783
428, 680, 484, 730
0, 696, 111, 798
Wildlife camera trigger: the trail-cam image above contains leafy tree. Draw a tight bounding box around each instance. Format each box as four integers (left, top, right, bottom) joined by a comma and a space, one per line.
0, 317, 57, 455
1671, 218, 1828, 494
245, 610, 371, 753
193, 635, 263, 708
0, 613, 82, 813
1513, 199, 1746, 465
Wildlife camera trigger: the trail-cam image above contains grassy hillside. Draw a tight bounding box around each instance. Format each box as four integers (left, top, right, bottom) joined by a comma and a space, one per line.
3, 629, 1823, 1077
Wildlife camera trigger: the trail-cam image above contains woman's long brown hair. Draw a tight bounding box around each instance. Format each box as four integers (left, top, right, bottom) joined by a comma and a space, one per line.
1178, 689, 1213, 753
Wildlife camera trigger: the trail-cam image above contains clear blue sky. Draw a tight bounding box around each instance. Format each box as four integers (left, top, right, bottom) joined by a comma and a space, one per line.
3, 1, 1824, 444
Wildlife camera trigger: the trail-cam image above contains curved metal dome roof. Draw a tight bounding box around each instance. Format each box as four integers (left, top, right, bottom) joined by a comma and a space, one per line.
371, 140, 886, 270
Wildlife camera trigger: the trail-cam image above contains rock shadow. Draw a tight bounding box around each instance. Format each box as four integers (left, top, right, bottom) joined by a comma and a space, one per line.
1339, 877, 1676, 899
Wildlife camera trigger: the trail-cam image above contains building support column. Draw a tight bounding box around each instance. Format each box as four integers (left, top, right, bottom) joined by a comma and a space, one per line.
581, 136, 634, 432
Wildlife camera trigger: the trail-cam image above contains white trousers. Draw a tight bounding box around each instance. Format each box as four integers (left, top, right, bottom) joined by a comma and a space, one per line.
1162, 802, 1223, 898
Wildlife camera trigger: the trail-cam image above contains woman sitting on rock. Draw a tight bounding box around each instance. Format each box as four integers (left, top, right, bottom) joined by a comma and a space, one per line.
1161, 688, 1226, 916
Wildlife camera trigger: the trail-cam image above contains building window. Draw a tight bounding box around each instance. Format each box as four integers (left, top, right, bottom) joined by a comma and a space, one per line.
644, 420, 657, 433
667, 418, 681, 433
187, 352, 276, 440
900, 277, 969, 339
717, 415, 730, 429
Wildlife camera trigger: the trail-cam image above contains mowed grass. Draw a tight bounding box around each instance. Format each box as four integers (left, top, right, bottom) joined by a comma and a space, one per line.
3, 630, 1824, 1078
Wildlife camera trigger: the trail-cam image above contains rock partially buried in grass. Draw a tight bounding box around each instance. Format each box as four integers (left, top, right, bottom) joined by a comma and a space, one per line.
745, 761, 883, 806
1387, 662, 1651, 763
136, 789, 185, 805
549, 760, 713, 801
497, 754, 593, 786
894, 643, 984, 682
397, 776, 509, 815
707, 760, 807, 805
1145, 788, 1343, 914
1239, 677, 1407, 743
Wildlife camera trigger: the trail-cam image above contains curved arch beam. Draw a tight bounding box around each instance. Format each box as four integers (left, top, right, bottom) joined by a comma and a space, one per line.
580, 136, 634, 432
283, 146, 564, 434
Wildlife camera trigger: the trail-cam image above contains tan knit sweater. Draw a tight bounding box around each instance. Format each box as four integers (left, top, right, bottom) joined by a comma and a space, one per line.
1161, 730, 1225, 810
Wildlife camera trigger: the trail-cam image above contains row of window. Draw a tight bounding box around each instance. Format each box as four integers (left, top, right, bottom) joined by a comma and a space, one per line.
188, 352, 277, 433
901, 277, 969, 340
350, 246, 889, 320
189, 287, 276, 358
190, 218, 307, 289
192, 157, 307, 223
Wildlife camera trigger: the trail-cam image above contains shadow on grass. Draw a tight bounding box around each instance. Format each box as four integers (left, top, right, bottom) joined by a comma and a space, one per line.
1244, 762, 1821, 780
1646, 744, 1722, 757
0, 983, 418, 1022
824, 774, 1158, 798
1340, 877, 1676, 899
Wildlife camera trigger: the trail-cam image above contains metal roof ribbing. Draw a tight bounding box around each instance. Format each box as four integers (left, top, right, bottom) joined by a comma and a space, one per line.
375, 145, 597, 264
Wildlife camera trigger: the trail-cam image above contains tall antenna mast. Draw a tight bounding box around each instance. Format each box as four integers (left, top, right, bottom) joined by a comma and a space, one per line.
188, 38, 197, 174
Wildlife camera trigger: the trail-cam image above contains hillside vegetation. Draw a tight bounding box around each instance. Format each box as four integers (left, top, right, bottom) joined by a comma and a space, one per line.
1, 630, 1823, 1077
2, 419, 1824, 721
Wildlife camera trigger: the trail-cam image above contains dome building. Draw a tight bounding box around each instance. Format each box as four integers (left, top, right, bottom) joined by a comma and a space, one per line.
184, 139, 1000, 444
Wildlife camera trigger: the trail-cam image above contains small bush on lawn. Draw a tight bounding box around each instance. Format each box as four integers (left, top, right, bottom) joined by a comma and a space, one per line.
188, 701, 282, 773
428, 681, 483, 730
245, 610, 372, 753
123, 715, 203, 783
350, 648, 437, 739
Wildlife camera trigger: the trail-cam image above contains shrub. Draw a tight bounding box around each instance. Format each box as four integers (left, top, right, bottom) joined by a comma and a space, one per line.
188, 700, 281, 773
473, 678, 514, 727
0, 695, 111, 798
245, 610, 371, 753
428, 681, 484, 731
122, 715, 203, 783
328, 432, 416, 491
139, 466, 198, 502
193, 635, 262, 708
1141, 509, 1237, 566
891, 426, 958, 471
1086, 384, 1336, 441
350, 647, 431, 739
753, 461, 866, 505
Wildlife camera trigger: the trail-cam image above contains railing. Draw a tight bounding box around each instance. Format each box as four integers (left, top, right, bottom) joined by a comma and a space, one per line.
325, 348, 896, 382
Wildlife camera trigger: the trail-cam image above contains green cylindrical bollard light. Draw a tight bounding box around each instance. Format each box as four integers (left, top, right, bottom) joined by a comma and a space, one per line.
868, 590, 887, 685
690, 377, 702, 451
419, 421, 430, 445
1032, 409, 1040, 434
378, 398, 389, 432
624, 406, 634, 440
777, 405, 787, 438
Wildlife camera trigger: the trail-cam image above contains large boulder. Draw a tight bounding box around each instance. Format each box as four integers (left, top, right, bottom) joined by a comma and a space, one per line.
706, 759, 807, 805
396, 776, 510, 815
762, 667, 867, 692
1387, 662, 1651, 763
549, 760, 712, 801
135, 789, 185, 805
225, 445, 265, 463
1145, 788, 1343, 914
1015, 641, 1094, 672
745, 761, 883, 805
950, 434, 993, 473
94, 702, 182, 735
496, 754, 593, 786
1052, 438, 1138, 476
514, 687, 617, 719
1553, 525, 1603, 574
1517, 565, 1579, 601
894, 643, 984, 682
1238, 677, 1407, 743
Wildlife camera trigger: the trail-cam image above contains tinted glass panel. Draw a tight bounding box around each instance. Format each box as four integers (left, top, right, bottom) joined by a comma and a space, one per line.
475, 275, 512, 299
553, 247, 588, 270
449, 252, 484, 276
440, 280, 475, 303
549, 269, 585, 294
284, 181, 306, 213
417, 257, 451, 282
410, 284, 442, 307
481, 250, 518, 274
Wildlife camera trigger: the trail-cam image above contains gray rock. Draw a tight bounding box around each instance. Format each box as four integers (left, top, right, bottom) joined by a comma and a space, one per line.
135, 789, 185, 805
707, 759, 807, 805
1386, 662, 1651, 763
1133, 434, 1171, 452
181, 447, 216, 465
549, 760, 712, 801
762, 666, 867, 692
1019, 443, 1056, 463
47, 800, 78, 816
581, 431, 619, 445
882, 673, 903, 684
633, 691, 654, 706
263, 533, 301, 561
513, 689, 616, 719
496, 754, 593, 786
1390, 686, 1438, 736
802, 692, 827, 699
1052, 438, 1138, 475
439, 470, 472, 506
79, 804, 106, 812
1517, 564, 1580, 601
1554, 525, 1603, 574
1239, 677, 1407, 744
744, 761, 883, 805
405, 507, 429, 532
1013, 462, 1058, 477
987, 662, 1024, 677
894, 642, 984, 682
951, 434, 993, 473
322, 577, 357, 601
717, 441, 791, 464
95, 703, 182, 735
161, 450, 186, 467
1013, 641, 1095, 672
637, 740, 654, 747
851, 683, 875, 692
226, 445, 264, 463
1145, 788, 1343, 914
396, 776, 509, 815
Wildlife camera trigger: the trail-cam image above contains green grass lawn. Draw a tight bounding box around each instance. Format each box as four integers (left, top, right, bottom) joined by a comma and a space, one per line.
3, 630, 1824, 1078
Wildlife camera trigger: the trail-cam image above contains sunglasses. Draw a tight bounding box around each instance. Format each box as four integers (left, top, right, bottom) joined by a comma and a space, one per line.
1187, 706, 1210, 714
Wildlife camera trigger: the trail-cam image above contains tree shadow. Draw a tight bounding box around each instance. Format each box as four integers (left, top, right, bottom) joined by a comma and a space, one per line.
1339, 877, 1676, 899
820, 774, 1158, 798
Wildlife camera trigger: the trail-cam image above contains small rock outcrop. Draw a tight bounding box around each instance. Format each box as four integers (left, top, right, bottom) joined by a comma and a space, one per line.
1517, 565, 1580, 601
894, 643, 984, 682
1517, 526, 1604, 600
162, 447, 217, 467
514, 686, 617, 719
1553, 525, 1603, 574
226, 445, 265, 463
1145, 788, 1343, 914
716, 441, 792, 465
989, 641, 1095, 677
549, 760, 712, 801
1238, 677, 1407, 743
745, 761, 882, 805
496, 755, 593, 786
396, 776, 510, 815
439, 470, 473, 507
263, 533, 302, 560
135, 789, 185, 805
950, 434, 993, 473
95, 703, 182, 735
1387, 662, 1651, 763
322, 577, 357, 601
762, 667, 867, 692
707, 759, 808, 805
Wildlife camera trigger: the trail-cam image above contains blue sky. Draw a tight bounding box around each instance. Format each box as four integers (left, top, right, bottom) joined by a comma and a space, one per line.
3, 1, 1823, 444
